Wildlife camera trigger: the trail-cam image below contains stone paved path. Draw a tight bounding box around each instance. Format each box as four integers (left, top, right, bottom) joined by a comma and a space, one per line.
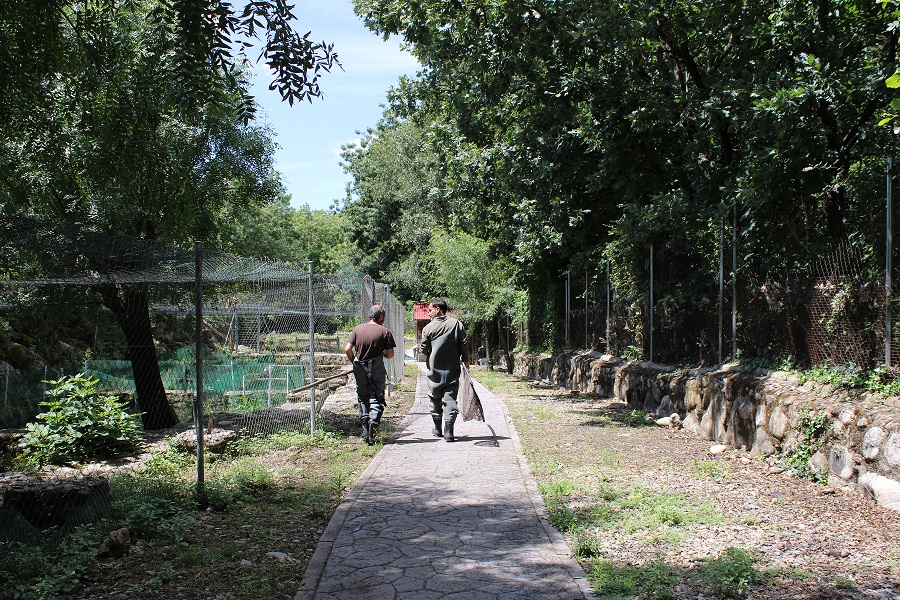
294, 364, 594, 600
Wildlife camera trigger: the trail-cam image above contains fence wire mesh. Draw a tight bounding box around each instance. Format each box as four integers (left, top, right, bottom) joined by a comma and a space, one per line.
530, 237, 892, 373
0, 216, 404, 554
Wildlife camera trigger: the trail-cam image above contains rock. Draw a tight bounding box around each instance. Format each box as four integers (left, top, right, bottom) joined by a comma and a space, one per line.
97, 527, 130, 558
170, 428, 239, 454
1, 472, 111, 528
859, 472, 900, 511
838, 408, 857, 425
7, 342, 29, 369
655, 413, 682, 429
857, 417, 870, 428
656, 395, 672, 417
709, 444, 728, 454
768, 407, 791, 440
885, 433, 900, 469
808, 449, 829, 477
240, 559, 253, 566
265, 551, 296, 563
700, 396, 727, 440
751, 428, 777, 457
681, 412, 701, 435
863, 427, 886, 460
828, 445, 855, 481
769, 466, 785, 474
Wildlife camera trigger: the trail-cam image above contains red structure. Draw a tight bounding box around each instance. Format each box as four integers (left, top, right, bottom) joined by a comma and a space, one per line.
413, 302, 431, 360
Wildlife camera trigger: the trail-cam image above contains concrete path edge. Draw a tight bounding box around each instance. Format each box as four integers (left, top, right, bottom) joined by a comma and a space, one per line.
470, 377, 596, 599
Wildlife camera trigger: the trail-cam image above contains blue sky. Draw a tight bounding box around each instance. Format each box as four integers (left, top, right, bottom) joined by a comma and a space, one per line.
247, 0, 420, 212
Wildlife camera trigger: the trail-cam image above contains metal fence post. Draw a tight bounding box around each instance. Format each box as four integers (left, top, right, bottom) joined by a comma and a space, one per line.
732, 198, 738, 359
606, 260, 611, 355
565, 272, 571, 347
719, 214, 724, 364
887, 157, 894, 368
649, 244, 654, 363
4, 363, 7, 409
384, 285, 394, 395
308, 260, 316, 435
585, 271, 589, 350
267, 364, 273, 407
194, 241, 205, 498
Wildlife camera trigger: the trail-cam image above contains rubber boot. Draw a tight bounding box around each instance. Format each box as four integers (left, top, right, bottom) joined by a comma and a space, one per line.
431, 415, 443, 438
366, 422, 378, 446
361, 417, 370, 440
443, 417, 456, 442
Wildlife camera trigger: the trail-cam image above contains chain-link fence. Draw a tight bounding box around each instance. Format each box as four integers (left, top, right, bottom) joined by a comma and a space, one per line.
511, 237, 892, 372
0, 216, 404, 553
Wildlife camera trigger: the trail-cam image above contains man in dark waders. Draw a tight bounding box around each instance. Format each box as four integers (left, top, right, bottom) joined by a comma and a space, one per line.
418, 298, 470, 442
345, 305, 396, 445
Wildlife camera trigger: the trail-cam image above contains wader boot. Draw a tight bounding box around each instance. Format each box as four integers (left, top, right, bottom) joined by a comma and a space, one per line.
443, 416, 457, 442
431, 414, 443, 438
366, 421, 378, 446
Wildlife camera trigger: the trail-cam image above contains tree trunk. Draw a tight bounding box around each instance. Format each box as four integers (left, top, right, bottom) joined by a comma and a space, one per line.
101, 284, 179, 430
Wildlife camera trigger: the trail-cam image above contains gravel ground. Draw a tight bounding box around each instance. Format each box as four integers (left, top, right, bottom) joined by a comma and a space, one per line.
477, 369, 900, 600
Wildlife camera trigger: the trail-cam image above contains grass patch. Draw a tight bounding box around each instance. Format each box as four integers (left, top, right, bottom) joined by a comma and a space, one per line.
698, 547, 763, 599
590, 558, 681, 600
530, 405, 556, 419
691, 459, 732, 480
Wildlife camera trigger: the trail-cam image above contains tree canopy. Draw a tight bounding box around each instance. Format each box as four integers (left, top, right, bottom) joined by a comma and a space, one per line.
345, 0, 900, 356
0, 0, 348, 428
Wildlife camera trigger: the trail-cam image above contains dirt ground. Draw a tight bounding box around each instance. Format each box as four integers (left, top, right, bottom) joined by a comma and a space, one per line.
476, 368, 900, 600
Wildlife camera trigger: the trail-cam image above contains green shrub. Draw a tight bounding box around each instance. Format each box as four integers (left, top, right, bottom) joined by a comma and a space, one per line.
0, 528, 98, 600
18, 373, 142, 465
698, 547, 761, 599
571, 530, 603, 558
110, 472, 195, 538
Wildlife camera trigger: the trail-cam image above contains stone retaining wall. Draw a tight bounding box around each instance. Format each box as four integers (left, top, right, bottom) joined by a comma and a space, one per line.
512, 351, 900, 511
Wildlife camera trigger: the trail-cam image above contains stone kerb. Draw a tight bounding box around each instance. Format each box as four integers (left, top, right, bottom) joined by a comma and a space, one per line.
512, 350, 900, 511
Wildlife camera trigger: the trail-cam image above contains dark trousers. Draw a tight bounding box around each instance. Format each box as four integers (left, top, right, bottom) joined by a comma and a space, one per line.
353, 358, 387, 426
429, 382, 459, 422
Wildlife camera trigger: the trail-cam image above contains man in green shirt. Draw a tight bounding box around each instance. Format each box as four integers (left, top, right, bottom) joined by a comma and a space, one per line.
418, 298, 470, 442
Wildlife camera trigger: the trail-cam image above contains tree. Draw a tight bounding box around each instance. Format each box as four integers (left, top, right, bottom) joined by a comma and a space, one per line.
0, 0, 340, 127
340, 117, 439, 296
0, 1, 310, 428
354, 0, 900, 358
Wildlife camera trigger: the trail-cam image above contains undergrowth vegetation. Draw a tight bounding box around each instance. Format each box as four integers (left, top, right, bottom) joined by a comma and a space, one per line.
0, 363, 420, 600
17, 372, 142, 467
780, 409, 831, 482
0, 425, 359, 600
744, 357, 900, 399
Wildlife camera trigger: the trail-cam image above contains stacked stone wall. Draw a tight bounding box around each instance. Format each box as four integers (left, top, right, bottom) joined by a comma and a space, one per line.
512, 351, 900, 511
